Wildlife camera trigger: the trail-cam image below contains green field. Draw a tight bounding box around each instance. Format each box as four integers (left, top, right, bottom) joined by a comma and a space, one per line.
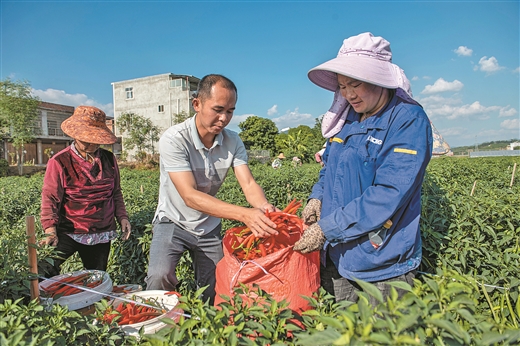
1, 156, 519, 345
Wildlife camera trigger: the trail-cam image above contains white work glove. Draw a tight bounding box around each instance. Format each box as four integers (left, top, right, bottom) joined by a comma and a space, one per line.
301, 198, 321, 225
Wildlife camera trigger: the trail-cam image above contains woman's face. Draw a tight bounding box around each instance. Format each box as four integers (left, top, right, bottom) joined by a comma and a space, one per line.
337, 75, 387, 117
75, 139, 100, 155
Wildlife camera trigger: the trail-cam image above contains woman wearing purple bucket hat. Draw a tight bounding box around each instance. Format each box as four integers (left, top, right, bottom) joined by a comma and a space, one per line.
293, 32, 433, 304
39, 106, 131, 277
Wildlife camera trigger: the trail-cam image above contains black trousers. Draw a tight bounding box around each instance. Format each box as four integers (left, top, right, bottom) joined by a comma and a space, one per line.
39, 233, 111, 278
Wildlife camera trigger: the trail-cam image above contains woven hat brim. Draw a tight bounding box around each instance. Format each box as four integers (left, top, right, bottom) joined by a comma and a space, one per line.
61, 118, 117, 145
308, 55, 399, 91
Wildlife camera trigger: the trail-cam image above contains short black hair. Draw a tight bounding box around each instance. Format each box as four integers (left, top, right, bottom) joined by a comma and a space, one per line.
193, 74, 237, 101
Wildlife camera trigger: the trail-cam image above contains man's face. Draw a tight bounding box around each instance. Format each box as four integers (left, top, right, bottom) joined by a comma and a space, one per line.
193, 82, 237, 137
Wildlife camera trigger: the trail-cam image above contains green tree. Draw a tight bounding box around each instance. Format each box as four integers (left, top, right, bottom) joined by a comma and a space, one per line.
278, 129, 310, 161
172, 110, 195, 124
0, 78, 40, 175
238, 116, 278, 155
116, 112, 161, 161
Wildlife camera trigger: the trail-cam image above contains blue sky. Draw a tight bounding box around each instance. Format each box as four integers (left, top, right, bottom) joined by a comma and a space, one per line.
1, 0, 519, 148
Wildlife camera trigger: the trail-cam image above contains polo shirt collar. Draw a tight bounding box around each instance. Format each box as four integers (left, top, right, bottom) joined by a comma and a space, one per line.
190, 115, 223, 150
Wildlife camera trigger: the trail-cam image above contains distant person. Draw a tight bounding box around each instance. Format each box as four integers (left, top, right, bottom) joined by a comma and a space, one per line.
294, 32, 433, 304
145, 74, 278, 304
271, 153, 285, 169
39, 106, 131, 277
314, 142, 327, 167
292, 156, 302, 167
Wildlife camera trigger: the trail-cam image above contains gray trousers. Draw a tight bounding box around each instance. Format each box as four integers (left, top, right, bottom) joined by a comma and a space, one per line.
145, 218, 223, 305
321, 252, 416, 306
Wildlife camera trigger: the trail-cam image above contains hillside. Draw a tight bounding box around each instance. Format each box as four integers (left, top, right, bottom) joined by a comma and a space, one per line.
450, 138, 519, 156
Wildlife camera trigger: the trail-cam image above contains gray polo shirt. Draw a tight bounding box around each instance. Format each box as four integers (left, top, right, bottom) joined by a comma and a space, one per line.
154, 115, 248, 236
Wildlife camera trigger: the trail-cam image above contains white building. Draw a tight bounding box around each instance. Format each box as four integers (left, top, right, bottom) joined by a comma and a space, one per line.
111, 73, 200, 157
508, 142, 520, 150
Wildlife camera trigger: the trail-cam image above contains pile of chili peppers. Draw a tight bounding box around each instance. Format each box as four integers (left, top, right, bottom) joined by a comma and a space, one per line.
40, 271, 103, 298
229, 199, 304, 261
99, 297, 168, 325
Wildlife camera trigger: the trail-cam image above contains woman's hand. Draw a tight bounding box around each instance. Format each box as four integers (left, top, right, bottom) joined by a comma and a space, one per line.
302, 198, 322, 225
39, 228, 58, 247
120, 218, 132, 241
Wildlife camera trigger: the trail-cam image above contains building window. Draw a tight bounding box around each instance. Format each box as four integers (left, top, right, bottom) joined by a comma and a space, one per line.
125, 87, 133, 99
170, 79, 187, 89
158, 105, 164, 113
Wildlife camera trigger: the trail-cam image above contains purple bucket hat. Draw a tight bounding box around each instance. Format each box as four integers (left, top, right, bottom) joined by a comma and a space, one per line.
308, 32, 401, 91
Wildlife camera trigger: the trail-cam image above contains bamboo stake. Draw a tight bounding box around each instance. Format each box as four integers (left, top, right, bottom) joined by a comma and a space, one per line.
510, 163, 517, 188
470, 180, 477, 196
26, 215, 40, 301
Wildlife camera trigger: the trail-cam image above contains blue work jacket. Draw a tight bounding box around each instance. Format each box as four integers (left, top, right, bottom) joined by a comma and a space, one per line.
310, 93, 433, 282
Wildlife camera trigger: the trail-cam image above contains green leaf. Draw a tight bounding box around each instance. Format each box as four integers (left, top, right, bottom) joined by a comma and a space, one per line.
385, 280, 413, 292
396, 312, 421, 333
355, 279, 384, 304
426, 318, 464, 339
456, 308, 477, 324
368, 332, 393, 343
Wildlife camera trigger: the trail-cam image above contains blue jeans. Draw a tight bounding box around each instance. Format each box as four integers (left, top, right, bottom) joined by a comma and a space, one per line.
145, 218, 223, 305
321, 252, 416, 306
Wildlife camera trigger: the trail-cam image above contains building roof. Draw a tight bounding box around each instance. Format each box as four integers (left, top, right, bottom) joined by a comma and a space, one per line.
39, 101, 74, 113
111, 73, 200, 85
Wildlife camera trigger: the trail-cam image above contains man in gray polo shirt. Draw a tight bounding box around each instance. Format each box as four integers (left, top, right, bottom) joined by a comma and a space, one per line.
145, 74, 278, 304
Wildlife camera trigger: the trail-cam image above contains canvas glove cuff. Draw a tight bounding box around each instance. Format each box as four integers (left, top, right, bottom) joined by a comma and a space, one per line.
301, 198, 321, 225
293, 223, 325, 253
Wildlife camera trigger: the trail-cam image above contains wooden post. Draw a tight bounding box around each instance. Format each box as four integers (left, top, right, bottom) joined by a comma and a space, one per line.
26, 215, 40, 301
510, 163, 517, 188
470, 180, 477, 196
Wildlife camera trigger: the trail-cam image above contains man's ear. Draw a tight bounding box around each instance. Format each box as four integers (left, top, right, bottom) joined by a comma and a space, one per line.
192, 97, 201, 112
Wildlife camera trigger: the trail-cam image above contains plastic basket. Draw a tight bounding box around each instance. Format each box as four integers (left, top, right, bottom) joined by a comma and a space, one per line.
111, 290, 181, 336
39, 270, 112, 311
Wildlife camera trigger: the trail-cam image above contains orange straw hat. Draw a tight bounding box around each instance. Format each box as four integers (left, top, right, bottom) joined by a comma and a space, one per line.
61, 106, 117, 145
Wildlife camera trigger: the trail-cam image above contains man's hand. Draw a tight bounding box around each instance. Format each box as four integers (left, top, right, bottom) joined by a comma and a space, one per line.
293, 223, 325, 253
259, 202, 278, 213
120, 218, 132, 241
302, 198, 321, 225
39, 228, 58, 247
243, 208, 278, 238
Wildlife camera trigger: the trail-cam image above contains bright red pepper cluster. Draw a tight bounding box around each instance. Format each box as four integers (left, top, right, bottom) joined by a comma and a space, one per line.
228, 199, 304, 261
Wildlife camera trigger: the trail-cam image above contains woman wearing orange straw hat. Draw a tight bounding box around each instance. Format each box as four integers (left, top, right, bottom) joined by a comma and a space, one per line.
39, 106, 131, 277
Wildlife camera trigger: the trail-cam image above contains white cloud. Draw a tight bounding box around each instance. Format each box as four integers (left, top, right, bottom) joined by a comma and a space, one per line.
227, 113, 254, 132
419, 95, 509, 121
418, 94, 461, 106
500, 118, 519, 130
454, 46, 473, 57
31, 88, 114, 118
513, 67, 520, 74
270, 108, 314, 130
437, 127, 466, 137
267, 105, 278, 116
411, 76, 419, 81
421, 78, 464, 94
474, 56, 504, 73
498, 106, 518, 118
